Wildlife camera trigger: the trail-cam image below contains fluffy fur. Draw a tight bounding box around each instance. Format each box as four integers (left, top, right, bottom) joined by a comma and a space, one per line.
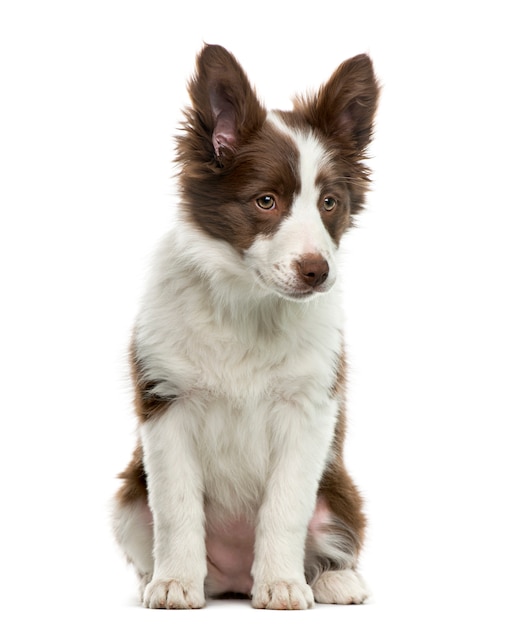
113, 44, 379, 610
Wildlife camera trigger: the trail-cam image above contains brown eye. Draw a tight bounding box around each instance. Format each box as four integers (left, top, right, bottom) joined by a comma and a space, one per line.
323, 197, 337, 211
256, 195, 276, 210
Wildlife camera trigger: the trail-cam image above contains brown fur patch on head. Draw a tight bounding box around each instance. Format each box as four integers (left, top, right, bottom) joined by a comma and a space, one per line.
313, 163, 353, 246
281, 53, 379, 221
178, 116, 302, 251
176, 46, 379, 252
176, 44, 273, 251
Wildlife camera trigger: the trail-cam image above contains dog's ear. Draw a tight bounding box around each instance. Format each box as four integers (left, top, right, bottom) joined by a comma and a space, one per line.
299, 54, 379, 152
187, 45, 266, 164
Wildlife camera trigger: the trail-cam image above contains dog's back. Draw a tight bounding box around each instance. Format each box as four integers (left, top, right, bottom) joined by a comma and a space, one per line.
113, 44, 378, 610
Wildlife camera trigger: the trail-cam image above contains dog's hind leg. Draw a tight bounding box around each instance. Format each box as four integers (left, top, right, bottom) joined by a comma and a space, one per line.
112, 445, 154, 600
305, 462, 369, 605
311, 568, 368, 604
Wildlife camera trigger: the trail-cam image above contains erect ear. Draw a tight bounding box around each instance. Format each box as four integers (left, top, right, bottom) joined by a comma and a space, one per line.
301, 54, 379, 151
187, 44, 266, 162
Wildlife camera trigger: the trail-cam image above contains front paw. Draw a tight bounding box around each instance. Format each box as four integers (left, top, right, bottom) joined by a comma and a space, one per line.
252, 581, 314, 610
143, 578, 205, 609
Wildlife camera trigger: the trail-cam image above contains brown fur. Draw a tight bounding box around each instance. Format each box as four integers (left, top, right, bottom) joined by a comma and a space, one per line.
114, 45, 378, 605
116, 443, 147, 506
281, 53, 379, 222
129, 341, 176, 423
322, 351, 366, 556
176, 46, 379, 252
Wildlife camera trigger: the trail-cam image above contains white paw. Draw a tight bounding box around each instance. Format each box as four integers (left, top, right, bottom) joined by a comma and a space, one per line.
143, 578, 205, 609
312, 569, 369, 605
138, 572, 152, 602
252, 580, 314, 610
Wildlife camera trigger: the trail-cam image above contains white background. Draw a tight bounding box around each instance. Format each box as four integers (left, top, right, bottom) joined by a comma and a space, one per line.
1, 1, 522, 624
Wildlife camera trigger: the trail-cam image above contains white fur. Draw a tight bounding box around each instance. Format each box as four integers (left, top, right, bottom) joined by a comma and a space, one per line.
312, 569, 369, 605
248, 117, 339, 300
123, 118, 349, 609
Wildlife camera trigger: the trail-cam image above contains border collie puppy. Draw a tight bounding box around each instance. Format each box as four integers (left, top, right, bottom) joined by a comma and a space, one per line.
113, 44, 379, 610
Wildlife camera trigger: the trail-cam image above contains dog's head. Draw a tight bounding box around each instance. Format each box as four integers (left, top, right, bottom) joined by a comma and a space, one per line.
177, 45, 379, 302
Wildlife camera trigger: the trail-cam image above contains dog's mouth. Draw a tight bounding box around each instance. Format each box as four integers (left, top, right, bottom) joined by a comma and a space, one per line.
253, 271, 331, 302
279, 289, 319, 302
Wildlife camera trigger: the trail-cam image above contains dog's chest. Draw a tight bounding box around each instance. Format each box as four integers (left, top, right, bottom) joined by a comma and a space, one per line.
140, 255, 344, 511
196, 396, 272, 513
184, 332, 339, 515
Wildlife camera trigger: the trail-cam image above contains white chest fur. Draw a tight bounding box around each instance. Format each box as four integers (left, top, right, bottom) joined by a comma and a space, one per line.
135, 225, 344, 516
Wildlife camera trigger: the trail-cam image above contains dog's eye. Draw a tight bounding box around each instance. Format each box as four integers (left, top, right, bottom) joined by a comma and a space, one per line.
256, 195, 276, 210
323, 197, 337, 211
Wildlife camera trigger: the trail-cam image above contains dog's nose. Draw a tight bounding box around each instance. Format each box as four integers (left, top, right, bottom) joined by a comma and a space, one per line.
297, 254, 330, 288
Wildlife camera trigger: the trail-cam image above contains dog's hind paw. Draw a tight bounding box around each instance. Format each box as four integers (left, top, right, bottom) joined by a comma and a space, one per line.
252, 580, 314, 610
143, 578, 205, 609
312, 569, 369, 605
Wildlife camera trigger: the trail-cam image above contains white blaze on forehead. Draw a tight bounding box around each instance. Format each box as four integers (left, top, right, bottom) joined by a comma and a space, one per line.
294, 132, 331, 236
267, 112, 333, 253
245, 113, 339, 301
267, 112, 331, 200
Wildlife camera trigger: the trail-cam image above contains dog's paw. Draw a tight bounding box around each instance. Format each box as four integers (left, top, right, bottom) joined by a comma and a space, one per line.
252, 580, 314, 610
142, 578, 205, 609
312, 569, 369, 605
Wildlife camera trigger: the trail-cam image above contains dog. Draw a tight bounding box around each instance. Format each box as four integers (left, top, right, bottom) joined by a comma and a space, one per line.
112, 44, 379, 610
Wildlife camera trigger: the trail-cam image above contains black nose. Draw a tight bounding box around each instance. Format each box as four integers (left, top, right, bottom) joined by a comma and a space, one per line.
297, 254, 330, 288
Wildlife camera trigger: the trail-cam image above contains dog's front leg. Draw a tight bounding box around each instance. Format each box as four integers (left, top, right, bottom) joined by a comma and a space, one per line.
140, 405, 206, 609
251, 400, 337, 610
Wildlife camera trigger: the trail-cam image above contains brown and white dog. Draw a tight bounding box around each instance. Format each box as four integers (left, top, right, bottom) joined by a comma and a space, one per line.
113, 44, 379, 610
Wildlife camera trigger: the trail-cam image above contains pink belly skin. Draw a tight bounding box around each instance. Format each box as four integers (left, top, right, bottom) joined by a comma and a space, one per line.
204, 496, 332, 596
205, 516, 255, 596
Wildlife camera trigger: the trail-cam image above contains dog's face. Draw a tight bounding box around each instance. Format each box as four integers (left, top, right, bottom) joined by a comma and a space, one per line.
177, 46, 379, 301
